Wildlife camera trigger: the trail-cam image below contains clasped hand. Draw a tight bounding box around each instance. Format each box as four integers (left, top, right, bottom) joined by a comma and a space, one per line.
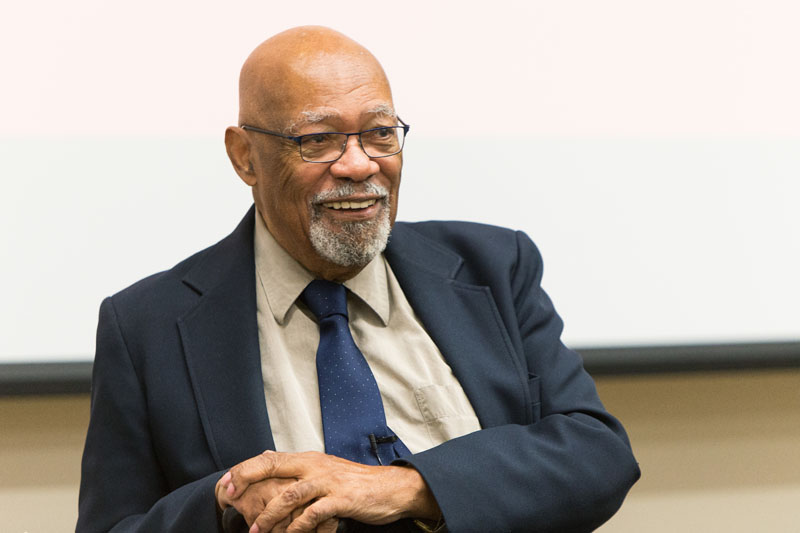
215, 450, 439, 533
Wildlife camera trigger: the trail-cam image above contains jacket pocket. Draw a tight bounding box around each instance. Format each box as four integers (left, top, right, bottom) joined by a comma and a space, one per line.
528, 373, 542, 422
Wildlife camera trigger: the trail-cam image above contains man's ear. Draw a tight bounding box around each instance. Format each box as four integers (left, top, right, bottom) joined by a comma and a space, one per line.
225, 126, 257, 186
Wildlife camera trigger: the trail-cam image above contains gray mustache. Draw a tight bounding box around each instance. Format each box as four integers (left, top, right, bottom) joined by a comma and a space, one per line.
313, 183, 388, 203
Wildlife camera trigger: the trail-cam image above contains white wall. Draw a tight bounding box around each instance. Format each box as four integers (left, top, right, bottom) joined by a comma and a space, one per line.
2, 1, 799, 362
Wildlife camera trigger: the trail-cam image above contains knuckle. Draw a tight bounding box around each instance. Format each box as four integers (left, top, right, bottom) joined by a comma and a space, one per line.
307, 499, 336, 523
305, 450, 325, 461
281, 485, 304, 505
304, 504, 323, 522
260, 451, 278, 469
287, 502, 331, 533
254, 510, 278, 530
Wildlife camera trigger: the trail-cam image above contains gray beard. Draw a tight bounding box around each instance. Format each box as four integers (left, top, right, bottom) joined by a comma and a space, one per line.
308, 183, 392, 268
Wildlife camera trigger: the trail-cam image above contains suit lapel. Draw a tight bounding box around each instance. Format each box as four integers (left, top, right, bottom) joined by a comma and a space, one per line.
178, 207, 274, 469
174, 211, 528, 468
385, 224, 529, 428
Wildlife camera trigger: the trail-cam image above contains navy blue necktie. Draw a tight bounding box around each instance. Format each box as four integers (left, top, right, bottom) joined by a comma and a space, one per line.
301, 279, 411, 465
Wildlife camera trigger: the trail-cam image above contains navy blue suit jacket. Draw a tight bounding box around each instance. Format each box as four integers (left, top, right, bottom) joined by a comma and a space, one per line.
78, 207, 639, 532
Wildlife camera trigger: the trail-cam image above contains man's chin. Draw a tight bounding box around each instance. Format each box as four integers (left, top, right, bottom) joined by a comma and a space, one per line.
309, 211, 391, 268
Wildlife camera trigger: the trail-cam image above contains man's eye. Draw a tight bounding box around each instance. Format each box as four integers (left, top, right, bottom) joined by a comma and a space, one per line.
306, 134, 330, 144
366, 128, 396, 142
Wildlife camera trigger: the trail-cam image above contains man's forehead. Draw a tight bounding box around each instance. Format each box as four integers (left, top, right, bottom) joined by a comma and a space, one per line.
239, 27, 395, 131
287, 103, 397, 131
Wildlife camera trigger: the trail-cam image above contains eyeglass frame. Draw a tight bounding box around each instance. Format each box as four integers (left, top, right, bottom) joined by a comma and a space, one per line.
239, 118, 410, 163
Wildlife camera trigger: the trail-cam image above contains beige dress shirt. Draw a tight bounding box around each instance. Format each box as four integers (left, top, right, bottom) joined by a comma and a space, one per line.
253, 211, 481, 455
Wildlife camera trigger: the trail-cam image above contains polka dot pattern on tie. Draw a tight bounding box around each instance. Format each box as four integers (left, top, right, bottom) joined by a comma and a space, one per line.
301, 279, 410, 465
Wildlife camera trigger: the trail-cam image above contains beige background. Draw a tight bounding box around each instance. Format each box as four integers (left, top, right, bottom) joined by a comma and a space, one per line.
2, 369, 799, 532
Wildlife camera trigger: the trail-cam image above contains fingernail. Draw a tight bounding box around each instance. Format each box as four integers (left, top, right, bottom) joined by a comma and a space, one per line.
221, 471, 231, 485
226, 483, 235, 497
249, 525, 259, 533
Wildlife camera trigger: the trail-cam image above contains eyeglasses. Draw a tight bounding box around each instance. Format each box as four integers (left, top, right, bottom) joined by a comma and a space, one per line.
240, 118, 410, 163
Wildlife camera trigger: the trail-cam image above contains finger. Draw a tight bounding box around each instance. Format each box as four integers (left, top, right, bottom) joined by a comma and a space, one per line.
215, 471, 233, 509
251, 481, 323, 533
266, 515, 291, 533
227, 451, 294, 499
238, 487, 270, 526
276, 505, 306, 533
230, 451, 336, 499
230, 478, 298, 526
291, 506, 305, 523
225, 452, 278, 498
286, 500, 340, 533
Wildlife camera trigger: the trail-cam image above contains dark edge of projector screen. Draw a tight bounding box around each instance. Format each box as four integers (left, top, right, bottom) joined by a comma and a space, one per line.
2, 342, 799, 396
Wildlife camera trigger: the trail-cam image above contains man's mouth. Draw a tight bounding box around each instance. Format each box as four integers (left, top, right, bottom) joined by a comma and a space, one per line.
322, 199, 378, 210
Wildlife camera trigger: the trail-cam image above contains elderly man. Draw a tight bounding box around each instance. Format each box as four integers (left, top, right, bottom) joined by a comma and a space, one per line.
78, 26, 639, 533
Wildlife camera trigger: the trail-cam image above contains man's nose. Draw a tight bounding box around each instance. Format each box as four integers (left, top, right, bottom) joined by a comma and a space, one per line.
330, 135, 380, 181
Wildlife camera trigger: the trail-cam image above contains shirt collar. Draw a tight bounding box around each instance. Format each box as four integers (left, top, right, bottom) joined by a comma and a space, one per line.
342, 248, 390, 326
253, 209, 391, 326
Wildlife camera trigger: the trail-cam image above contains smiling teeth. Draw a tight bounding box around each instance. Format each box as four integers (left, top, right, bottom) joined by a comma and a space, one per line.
325, 199, 377, 210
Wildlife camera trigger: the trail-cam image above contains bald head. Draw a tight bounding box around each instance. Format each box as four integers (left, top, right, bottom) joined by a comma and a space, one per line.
226, 27, 403, 282
238, 26, 393, 130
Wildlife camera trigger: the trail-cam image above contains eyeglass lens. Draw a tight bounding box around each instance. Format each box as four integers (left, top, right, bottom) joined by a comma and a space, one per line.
299, 127, 405, 162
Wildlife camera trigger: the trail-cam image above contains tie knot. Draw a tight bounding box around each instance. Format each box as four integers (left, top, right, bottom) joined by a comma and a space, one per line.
301, 279, 348, 320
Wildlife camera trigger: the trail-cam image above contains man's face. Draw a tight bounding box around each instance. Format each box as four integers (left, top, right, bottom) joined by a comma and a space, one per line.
247, 58, 402, 280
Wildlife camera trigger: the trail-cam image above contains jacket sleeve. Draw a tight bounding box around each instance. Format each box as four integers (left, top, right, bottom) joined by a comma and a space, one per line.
401, 231, 640, 533
77, 297, 223, 533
